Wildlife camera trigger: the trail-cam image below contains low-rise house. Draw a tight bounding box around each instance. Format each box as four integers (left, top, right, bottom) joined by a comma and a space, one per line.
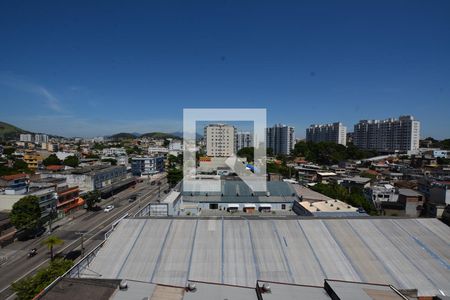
418, 177, 450, 218
380, 188, 424, 217
337, 176, 371, 189
0, 173, 29, 195
365, 184, 398, 209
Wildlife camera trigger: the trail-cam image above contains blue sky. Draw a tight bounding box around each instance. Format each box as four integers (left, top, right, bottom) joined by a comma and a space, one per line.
0, 0, 449, 138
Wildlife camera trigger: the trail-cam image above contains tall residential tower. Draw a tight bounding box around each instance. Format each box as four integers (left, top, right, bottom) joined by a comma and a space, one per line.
353, 115, 420, 152
266, 124, 295, 155
306, 122, 347, 145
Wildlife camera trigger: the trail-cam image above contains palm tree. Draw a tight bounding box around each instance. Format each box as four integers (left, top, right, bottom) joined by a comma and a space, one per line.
42, 235, 64, 260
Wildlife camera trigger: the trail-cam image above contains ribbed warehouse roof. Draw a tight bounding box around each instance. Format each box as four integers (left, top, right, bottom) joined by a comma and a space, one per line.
82, 218, 450, 297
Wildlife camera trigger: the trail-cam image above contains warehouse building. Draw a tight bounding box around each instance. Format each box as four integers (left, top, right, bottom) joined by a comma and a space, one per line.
71, 217, 450, 298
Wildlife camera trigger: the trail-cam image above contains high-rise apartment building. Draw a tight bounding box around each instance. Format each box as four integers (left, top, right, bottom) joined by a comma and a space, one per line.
34, 134, 49, 144
353, 115, 420, 152
204, 124, 236, 157
19, 133, 33, 142
266, 124, 295, 155
235, 132, 253, 152
306, 122, 347, 145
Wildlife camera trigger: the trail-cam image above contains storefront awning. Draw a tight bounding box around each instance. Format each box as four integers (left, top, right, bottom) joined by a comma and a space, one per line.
227, 204, 240, 208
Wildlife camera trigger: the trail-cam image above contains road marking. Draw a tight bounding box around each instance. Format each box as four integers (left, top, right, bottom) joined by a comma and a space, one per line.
0, 183, 164, 296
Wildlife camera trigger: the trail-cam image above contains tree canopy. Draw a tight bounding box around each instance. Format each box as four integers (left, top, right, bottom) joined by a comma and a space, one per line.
10, 196, 42, 230
84, 190, 101, 210
63, 155, 79, 168
292, 141, 377, 165
42, 154, 62, 166
12, 258, 73, 300
237, 147, 254, 162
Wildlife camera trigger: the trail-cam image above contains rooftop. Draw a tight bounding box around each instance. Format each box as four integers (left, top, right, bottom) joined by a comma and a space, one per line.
80, 218, 450, 297
298, 200, 358, 213
0, 173, 29, 181
398, 188, 423, 197
292, 185, 334, 202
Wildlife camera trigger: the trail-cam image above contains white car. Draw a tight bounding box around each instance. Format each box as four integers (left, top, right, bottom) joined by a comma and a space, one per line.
104, 205, 114, 212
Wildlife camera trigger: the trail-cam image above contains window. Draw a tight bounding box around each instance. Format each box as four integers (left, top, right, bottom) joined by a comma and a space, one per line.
281, 204, 286, 210
209, 203, 218, 209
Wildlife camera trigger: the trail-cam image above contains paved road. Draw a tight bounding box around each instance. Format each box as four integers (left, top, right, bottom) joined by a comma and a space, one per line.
0, 176, 168, 300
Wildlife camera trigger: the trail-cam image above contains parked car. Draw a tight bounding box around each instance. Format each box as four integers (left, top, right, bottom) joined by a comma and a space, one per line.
104, 205, 115, 212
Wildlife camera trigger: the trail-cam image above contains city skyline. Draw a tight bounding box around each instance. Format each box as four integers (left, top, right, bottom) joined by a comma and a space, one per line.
1, 1, 450, 138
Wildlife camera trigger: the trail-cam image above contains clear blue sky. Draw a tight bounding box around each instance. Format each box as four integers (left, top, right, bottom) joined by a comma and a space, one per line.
1, 0, 449, 138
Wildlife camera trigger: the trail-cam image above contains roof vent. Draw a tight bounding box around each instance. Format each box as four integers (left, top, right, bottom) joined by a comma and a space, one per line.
330, 203, 333, 207
334, 199, 338, 202
186, 282, 197, 292
119, 280, 128, 290
310, 203, 313, 207
325, 201, 328, 203
236, 192, 239, 197
266, 192, 271, 197
261, 283, 271, 293
336, 207, 340, 210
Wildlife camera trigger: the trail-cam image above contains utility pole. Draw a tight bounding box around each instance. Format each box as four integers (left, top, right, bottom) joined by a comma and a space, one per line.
75, 232, 86, 257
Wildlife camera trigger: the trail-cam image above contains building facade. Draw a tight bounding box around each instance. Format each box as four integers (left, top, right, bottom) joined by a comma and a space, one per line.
266, 124, 295, 155
235, 132, 253, 152
19, 134, 33, 142
353, 115, 420, 152
34, 134, 49, 144
131, 156, 165, 176
204, 124, 236, 157
306, 122, 347, 145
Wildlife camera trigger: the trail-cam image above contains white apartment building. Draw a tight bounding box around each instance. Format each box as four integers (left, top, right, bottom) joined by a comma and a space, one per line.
169, 140, 183, 151
266, 124, 295, 155
20, 133, 33, 142
353, 115, 420, 152
205, 124, 236, 157
102, 147, 127, 157
235, 132, 253, 152
306, 122, 347, 145
34, 134, 49, 144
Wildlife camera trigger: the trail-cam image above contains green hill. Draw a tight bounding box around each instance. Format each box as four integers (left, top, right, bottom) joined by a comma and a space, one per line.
0, 121, 29, 141
139, 132, 179, 139
109, 132, 138, 140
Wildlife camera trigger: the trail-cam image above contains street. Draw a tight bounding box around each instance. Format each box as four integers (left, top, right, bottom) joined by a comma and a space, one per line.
0, 176, 168, 300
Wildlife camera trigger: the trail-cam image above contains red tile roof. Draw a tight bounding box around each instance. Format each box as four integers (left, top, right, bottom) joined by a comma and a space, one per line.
0, 173, 29, 181
46, 165, 65, 171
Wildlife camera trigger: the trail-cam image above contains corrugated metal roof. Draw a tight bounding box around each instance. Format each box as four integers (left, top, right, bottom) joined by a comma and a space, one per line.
83, 218, 450, 297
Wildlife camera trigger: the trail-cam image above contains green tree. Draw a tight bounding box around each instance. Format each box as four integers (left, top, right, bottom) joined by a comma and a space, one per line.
237, 147, 254, 162
84, 190, 101, 210
63, 155, 79, 168
42, 154, 62, 166
101, 158, 117, 165
13, 159, 30, 173
10, 196, 41, 230
12, 258, 73, 300
167, 169, 183, 187
42, 235, 64, 260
